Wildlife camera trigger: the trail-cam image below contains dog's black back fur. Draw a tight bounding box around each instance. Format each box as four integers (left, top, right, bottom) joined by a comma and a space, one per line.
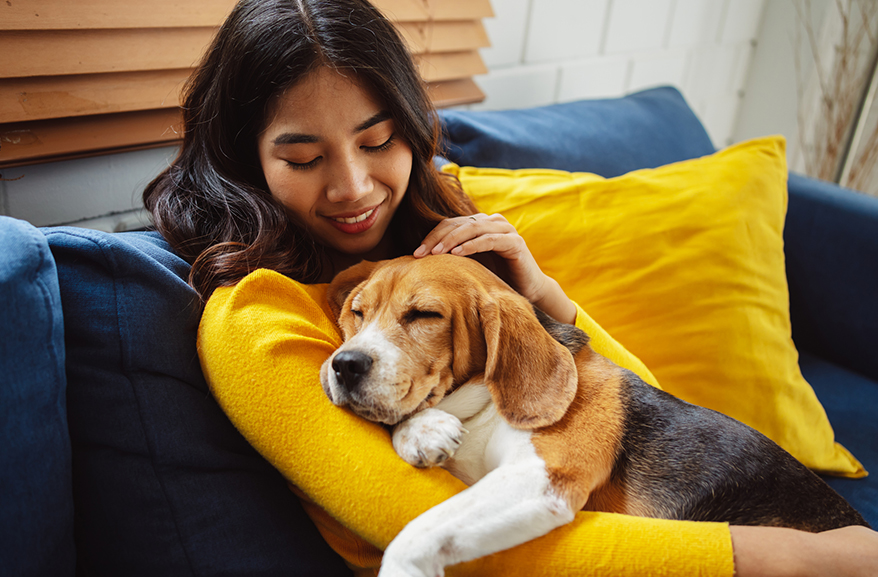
615, 371, 868, 531
535, 308, 869, 532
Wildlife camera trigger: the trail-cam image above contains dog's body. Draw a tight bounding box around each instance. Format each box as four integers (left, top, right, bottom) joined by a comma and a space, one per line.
320, 255, 868, 577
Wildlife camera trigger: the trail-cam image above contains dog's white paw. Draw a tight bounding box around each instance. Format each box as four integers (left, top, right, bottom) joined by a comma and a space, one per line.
379, 537, 445, 577
392, 409, 466, 468
377, 558, 441, 577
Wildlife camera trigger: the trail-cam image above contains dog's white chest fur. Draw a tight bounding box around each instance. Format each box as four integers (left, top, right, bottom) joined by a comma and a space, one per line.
440, 383, 535, 485
392, 383, 542, 486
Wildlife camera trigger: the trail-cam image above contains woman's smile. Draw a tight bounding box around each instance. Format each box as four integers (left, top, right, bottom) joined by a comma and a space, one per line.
325, 204, 380, 234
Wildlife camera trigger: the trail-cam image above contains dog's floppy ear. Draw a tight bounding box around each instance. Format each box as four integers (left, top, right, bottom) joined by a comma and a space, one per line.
481, 291, 578, 429
451, 295, 486, 384
326, 260, 383, 320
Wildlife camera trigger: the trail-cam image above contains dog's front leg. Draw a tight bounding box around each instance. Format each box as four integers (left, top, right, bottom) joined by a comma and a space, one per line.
378, 457, 576, 577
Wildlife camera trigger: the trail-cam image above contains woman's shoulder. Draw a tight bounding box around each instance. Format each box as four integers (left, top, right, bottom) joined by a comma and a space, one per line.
202, 268, 337, 337
210, 268, 328, 304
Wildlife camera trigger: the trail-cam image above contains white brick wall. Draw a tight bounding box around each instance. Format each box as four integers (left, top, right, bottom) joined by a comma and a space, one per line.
474, 0, 766, 148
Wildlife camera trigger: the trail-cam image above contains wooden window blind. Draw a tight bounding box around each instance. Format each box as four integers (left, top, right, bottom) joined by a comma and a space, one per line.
0, 0, 491, 169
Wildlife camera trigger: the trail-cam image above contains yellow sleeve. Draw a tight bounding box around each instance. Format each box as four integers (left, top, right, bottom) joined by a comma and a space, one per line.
198, 268, 734, 577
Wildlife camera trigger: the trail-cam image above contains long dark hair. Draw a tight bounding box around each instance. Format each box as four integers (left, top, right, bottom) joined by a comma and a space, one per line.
143, 0, 474, 299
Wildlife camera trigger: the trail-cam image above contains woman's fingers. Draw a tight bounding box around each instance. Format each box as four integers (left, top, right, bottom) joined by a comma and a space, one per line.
448, 232, 504, 257
413, 214, 478, 257
414, 214, 515, 258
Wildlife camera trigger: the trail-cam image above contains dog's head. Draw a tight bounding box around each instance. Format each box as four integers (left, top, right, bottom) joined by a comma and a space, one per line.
320, 255, 578, 428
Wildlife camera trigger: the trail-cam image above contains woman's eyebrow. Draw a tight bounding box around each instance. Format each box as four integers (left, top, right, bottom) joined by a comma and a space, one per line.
272, 132, 318, 146
354, 110, 392, 133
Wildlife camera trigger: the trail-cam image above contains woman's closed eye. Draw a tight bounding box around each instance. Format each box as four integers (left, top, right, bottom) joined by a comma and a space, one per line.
284, 134, 395, 171
362, 133, 396, 153
286, 157, 322, 170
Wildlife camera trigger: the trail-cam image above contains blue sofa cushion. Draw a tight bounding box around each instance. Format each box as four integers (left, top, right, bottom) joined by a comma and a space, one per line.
0, 217, 75, 577
803, 352, 878, 527
439, 86, 716, 177
44, 227, 351, 577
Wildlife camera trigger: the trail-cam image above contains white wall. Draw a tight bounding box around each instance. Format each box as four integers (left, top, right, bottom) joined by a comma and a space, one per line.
474, 0, 765, 148
2, 0, 778, 231
734, 0, 831, 173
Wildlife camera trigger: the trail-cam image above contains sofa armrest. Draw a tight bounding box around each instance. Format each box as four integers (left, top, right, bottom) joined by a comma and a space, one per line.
784, 172, 878, 382
0, 216, 75, 577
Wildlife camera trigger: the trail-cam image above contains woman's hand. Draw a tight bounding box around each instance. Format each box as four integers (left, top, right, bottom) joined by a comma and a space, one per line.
414, 213, 577, 324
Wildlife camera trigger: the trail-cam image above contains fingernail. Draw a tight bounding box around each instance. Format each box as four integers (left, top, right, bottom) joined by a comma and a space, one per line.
414, 245, 427, 257
432, 243, 444, 254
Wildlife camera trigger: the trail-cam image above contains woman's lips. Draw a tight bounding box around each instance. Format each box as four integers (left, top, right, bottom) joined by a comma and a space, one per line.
325, 205, 380, 234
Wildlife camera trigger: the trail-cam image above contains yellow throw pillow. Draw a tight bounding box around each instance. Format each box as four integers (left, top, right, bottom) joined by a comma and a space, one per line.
444, 136, 864, 477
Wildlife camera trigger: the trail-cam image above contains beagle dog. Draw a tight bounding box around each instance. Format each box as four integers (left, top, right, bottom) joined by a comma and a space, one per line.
320, 254, 868, 577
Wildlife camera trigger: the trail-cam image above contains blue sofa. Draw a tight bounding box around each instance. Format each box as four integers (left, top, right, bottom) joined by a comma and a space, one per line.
2, 86, 875, 576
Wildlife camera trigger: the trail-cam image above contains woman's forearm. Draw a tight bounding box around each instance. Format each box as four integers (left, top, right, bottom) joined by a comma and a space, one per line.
730, 525, 878, 577
530, 274, 578, 325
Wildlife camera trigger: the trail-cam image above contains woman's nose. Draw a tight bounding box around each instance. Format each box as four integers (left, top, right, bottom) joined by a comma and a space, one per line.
326, 155, 373, 203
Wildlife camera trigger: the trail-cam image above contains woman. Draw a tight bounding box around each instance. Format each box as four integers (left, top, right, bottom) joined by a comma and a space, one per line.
144, 0, 878, 575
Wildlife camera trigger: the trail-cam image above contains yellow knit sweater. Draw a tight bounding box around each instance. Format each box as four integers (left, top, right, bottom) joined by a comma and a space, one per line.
198, 267, 734, 576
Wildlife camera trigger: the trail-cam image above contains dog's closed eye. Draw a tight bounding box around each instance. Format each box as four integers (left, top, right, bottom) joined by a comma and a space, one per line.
404, 309, 444, 324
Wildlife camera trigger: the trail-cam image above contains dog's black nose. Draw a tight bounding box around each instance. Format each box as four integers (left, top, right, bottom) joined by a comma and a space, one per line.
332, 351, 373, 391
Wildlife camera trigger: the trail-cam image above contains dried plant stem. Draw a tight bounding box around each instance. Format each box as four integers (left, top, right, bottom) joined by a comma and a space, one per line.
793, 0, 878, 191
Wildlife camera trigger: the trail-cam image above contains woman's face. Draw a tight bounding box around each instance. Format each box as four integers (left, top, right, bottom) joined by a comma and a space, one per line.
258, 66, 413, 264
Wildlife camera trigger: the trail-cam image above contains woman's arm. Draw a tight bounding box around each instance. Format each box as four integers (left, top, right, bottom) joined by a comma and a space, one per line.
198, 268, 734, 576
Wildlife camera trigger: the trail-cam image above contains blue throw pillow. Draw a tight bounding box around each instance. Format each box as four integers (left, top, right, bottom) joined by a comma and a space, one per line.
439, 85, 715, 177
0, 216, 75, 577
44, 227, 351, 576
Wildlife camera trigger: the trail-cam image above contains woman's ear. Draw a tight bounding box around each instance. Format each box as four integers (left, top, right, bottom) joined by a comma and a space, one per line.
480, 291, 578, 430
326, 260, 383, 320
